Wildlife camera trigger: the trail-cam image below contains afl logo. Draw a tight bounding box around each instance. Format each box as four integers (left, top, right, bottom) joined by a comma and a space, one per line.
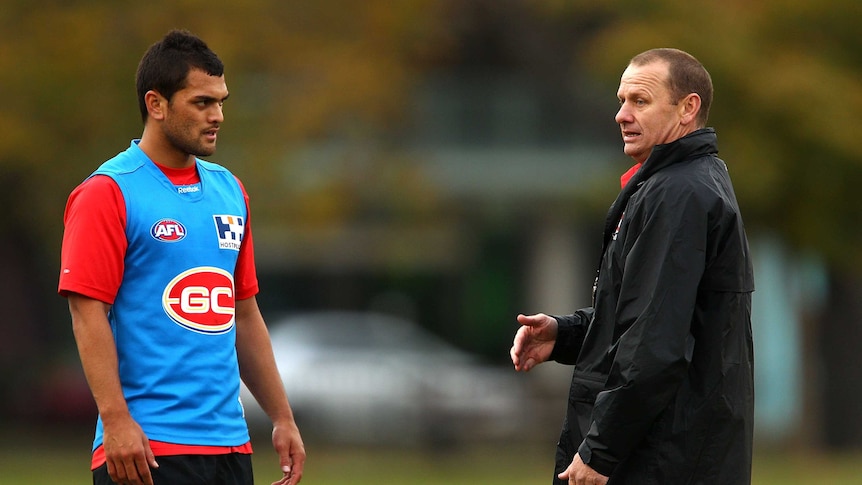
162, 267, 235, 334
151, 219, 187, 242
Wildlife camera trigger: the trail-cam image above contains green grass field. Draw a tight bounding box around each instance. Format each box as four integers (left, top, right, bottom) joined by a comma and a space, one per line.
2, 429, 861, 485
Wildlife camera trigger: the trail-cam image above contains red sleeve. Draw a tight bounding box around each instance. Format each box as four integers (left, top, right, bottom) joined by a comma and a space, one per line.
58, 175, 127, 304
59, 174, 259, 302
234, 177, 260, 300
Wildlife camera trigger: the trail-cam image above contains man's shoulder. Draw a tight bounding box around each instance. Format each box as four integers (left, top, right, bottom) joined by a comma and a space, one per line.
635, 157, 722, 211
654, 154, 718, 186
196, 159, 245, 193
196, 158, 231, 174
95, 144, 148, 176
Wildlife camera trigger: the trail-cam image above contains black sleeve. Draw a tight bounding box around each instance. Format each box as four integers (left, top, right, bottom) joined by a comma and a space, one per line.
548, 308, 593, 364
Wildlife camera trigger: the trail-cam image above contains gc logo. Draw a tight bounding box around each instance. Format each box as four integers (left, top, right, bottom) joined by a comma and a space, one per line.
162, 267, 235, 334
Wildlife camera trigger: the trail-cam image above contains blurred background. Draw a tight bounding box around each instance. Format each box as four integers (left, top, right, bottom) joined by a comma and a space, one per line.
2, 0, 861, 483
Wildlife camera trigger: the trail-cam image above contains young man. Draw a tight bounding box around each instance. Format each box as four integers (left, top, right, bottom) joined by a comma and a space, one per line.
59, 30, 305, 485
511, 48, 754, 484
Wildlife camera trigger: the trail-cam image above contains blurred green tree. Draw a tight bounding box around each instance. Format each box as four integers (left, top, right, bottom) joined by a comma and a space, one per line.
0, 0, 454, 421
2, 0, 861, 443
535, 0, 862, 266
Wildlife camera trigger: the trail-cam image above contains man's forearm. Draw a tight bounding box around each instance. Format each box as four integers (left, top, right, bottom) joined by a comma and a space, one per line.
235, 297, 295, 424
68, 294, 130, 421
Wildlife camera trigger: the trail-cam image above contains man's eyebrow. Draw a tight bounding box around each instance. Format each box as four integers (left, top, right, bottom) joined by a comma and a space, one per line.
192, 93, 230, 102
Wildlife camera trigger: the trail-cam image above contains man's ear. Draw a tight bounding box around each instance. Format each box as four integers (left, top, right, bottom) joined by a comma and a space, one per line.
144, 90, 167, 121
679, 93, 701, 126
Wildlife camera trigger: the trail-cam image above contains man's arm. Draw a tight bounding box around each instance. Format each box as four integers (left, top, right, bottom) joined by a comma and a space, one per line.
68, 293, 157, 485
548, 309, 593, 364
235, 296, 305, 485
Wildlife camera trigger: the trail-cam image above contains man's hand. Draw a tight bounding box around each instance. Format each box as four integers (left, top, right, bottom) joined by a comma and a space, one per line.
270, 420, 306, 485
69, 293, 158, 485
234, 297, 306, 485
510, 313, 558, 372
558, 453, 608, 485
102, 415, 158, 485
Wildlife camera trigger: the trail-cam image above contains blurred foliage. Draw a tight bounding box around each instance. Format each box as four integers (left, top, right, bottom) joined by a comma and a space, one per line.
0, 0, 455, 255
2, 0, 861, 446
534, 0, 862, 267
2, 0, 859, 267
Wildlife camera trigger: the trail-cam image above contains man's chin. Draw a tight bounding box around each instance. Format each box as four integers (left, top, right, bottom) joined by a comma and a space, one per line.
194, 144, 217, 157
623, 145, 644, 162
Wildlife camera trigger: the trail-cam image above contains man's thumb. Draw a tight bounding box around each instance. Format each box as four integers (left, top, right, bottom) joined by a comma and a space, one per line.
517, 313, 542, 326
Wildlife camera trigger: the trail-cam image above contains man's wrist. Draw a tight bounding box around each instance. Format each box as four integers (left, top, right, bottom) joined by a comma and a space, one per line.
577, 442, 616, 478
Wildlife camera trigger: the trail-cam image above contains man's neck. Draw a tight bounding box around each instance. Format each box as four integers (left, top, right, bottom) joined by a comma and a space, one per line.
138, 130, 195, 169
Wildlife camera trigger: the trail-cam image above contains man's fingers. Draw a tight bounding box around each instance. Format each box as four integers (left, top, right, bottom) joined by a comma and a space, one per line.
135, 454, 155, 485
141, 444, 158, 470
106, 451, 155, 485
517, 313, 547, 327
286, 455, 305, 485
510, 345, 520, 367
271, 473, 290, 485
119, 460, 138, 485
516, 313, 534, 326
512, 314, 546, 371
511, 333, 527, 369
107, 461, 124, 484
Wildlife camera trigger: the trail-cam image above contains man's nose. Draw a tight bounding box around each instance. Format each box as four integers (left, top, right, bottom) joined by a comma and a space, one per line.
615, 103, 630, 124
211, 104, 224, 123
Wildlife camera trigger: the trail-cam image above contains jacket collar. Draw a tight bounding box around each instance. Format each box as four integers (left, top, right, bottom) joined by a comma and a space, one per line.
636, 127, 718, 183
600, 128, 718, 254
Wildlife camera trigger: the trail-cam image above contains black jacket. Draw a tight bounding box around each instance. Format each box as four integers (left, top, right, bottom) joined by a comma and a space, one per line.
550, 129, 755, 484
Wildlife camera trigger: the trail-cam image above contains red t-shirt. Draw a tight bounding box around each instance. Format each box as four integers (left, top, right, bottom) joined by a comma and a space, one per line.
58, 162, 258, 468
59, 164, 259, 302
620, 162, 642, 189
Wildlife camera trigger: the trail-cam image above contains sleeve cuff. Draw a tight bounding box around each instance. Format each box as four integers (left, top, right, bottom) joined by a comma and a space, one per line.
577, 441, 617, 478
549, 314, 581, 364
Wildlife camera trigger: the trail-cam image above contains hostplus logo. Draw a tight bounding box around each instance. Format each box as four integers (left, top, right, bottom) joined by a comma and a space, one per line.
213, 215, 244, 250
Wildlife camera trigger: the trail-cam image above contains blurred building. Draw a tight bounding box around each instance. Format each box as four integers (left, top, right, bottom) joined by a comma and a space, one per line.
248, 9, 822, 448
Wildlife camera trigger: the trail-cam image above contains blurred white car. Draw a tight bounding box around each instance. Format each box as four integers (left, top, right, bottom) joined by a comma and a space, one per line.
241, 311, 531, 446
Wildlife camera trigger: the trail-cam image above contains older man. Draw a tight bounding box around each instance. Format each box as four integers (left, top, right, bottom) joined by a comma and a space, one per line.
511, 48, 754, 484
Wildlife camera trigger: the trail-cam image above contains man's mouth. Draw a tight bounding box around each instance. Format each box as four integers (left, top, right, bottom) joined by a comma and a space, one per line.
622, 130, 640, 142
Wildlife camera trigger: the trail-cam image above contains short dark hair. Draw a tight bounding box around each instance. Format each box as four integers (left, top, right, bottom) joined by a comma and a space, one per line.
135, 29, 224, 123
630, 48, 713, 127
